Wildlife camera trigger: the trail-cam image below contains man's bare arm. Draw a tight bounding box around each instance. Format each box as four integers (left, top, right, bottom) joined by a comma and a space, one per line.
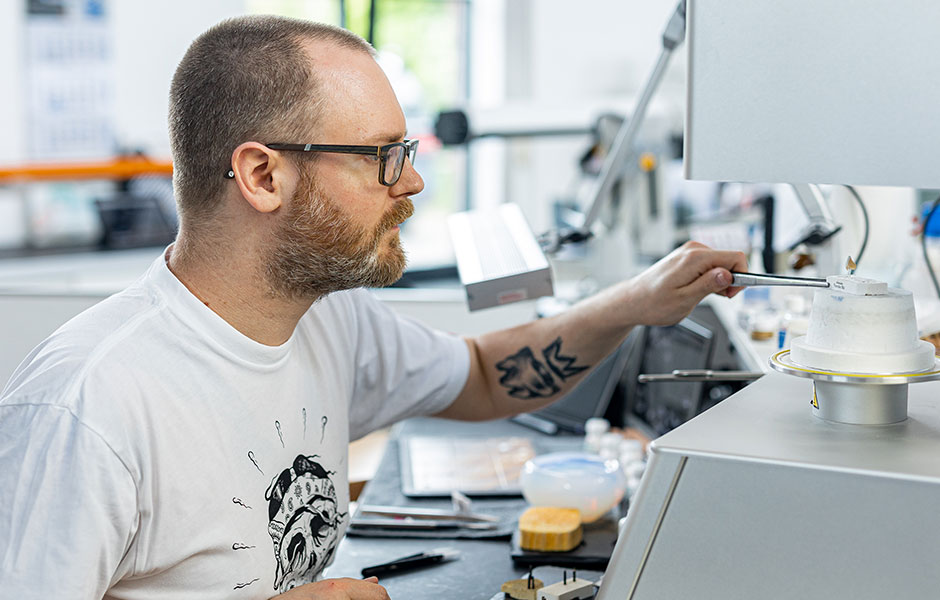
436, 242, 748, 422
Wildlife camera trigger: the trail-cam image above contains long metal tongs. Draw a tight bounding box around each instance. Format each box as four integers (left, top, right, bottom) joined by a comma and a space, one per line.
731, 272, 829, 288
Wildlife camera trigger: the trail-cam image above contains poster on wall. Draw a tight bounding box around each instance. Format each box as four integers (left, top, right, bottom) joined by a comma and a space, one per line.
25, 0, 115, 161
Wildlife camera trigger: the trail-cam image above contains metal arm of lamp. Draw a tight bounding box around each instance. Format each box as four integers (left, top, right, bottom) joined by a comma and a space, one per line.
545, 0, 687, 253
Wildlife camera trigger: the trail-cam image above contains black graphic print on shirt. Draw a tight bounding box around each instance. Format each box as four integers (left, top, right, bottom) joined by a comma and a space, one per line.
264, 454, 346, 592
231, 411, 346, 592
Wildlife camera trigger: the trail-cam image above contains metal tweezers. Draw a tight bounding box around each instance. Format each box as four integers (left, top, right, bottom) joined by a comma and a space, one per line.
351, 504, 500, 531
731, 272, 829, 288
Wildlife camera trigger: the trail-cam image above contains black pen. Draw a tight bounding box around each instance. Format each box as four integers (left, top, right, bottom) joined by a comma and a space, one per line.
360, 548, 460, 578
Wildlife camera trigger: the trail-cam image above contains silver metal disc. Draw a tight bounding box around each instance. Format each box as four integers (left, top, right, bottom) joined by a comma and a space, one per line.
769, 350, 940, 385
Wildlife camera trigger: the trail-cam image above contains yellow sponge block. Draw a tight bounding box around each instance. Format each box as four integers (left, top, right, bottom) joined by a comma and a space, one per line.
518, 507, 583, 552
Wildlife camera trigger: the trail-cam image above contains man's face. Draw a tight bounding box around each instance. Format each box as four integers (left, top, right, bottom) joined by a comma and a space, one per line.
264, 42, 423, 298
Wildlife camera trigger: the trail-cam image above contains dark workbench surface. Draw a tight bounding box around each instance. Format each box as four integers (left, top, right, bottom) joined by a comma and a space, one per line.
325, 418, 606, 599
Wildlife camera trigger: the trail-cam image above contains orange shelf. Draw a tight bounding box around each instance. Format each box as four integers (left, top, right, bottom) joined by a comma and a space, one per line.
0, 157, 173, 183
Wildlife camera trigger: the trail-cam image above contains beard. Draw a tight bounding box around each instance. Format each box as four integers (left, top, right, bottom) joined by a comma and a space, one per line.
264, 168, 414, 299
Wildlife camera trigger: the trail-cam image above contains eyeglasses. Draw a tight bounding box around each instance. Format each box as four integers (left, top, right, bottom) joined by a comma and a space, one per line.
224, 139, 419, 186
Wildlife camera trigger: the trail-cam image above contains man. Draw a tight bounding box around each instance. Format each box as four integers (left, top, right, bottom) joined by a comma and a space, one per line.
0, 15, 746, 600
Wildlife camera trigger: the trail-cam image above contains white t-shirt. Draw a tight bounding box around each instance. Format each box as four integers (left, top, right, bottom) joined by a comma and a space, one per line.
0, 252, 469, 598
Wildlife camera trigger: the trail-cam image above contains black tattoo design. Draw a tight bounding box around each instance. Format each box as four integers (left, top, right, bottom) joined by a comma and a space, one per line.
497, 347, 559, 399
542, 338, 589, 380
496, 337, 589, 399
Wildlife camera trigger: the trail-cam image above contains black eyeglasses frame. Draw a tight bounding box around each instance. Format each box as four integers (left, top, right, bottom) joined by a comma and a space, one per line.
224, 139, 418, 186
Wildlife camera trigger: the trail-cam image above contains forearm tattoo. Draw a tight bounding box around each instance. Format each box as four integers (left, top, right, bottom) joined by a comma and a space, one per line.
495, 337, 590, 399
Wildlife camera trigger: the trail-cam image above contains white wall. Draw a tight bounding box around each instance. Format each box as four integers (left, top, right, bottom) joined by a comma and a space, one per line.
527, 1, 686, 102
110, 1, 244, 157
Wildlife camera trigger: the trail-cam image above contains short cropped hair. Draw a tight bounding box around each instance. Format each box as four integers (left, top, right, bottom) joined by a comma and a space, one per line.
168, 15, 374, 226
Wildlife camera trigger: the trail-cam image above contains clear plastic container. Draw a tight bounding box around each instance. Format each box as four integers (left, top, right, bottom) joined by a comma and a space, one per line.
520, 452, 626, 523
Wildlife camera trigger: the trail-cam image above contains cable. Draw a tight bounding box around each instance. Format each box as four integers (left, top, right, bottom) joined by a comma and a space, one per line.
921, 195, 940, 300
844, 185, 870, 268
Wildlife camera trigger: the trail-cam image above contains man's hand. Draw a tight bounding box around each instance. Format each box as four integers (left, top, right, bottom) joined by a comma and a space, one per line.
624, 241, 747, 327
272, 577, 390, 600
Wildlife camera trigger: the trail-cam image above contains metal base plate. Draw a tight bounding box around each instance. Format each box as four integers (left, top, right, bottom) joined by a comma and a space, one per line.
770, 350, 940, 385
